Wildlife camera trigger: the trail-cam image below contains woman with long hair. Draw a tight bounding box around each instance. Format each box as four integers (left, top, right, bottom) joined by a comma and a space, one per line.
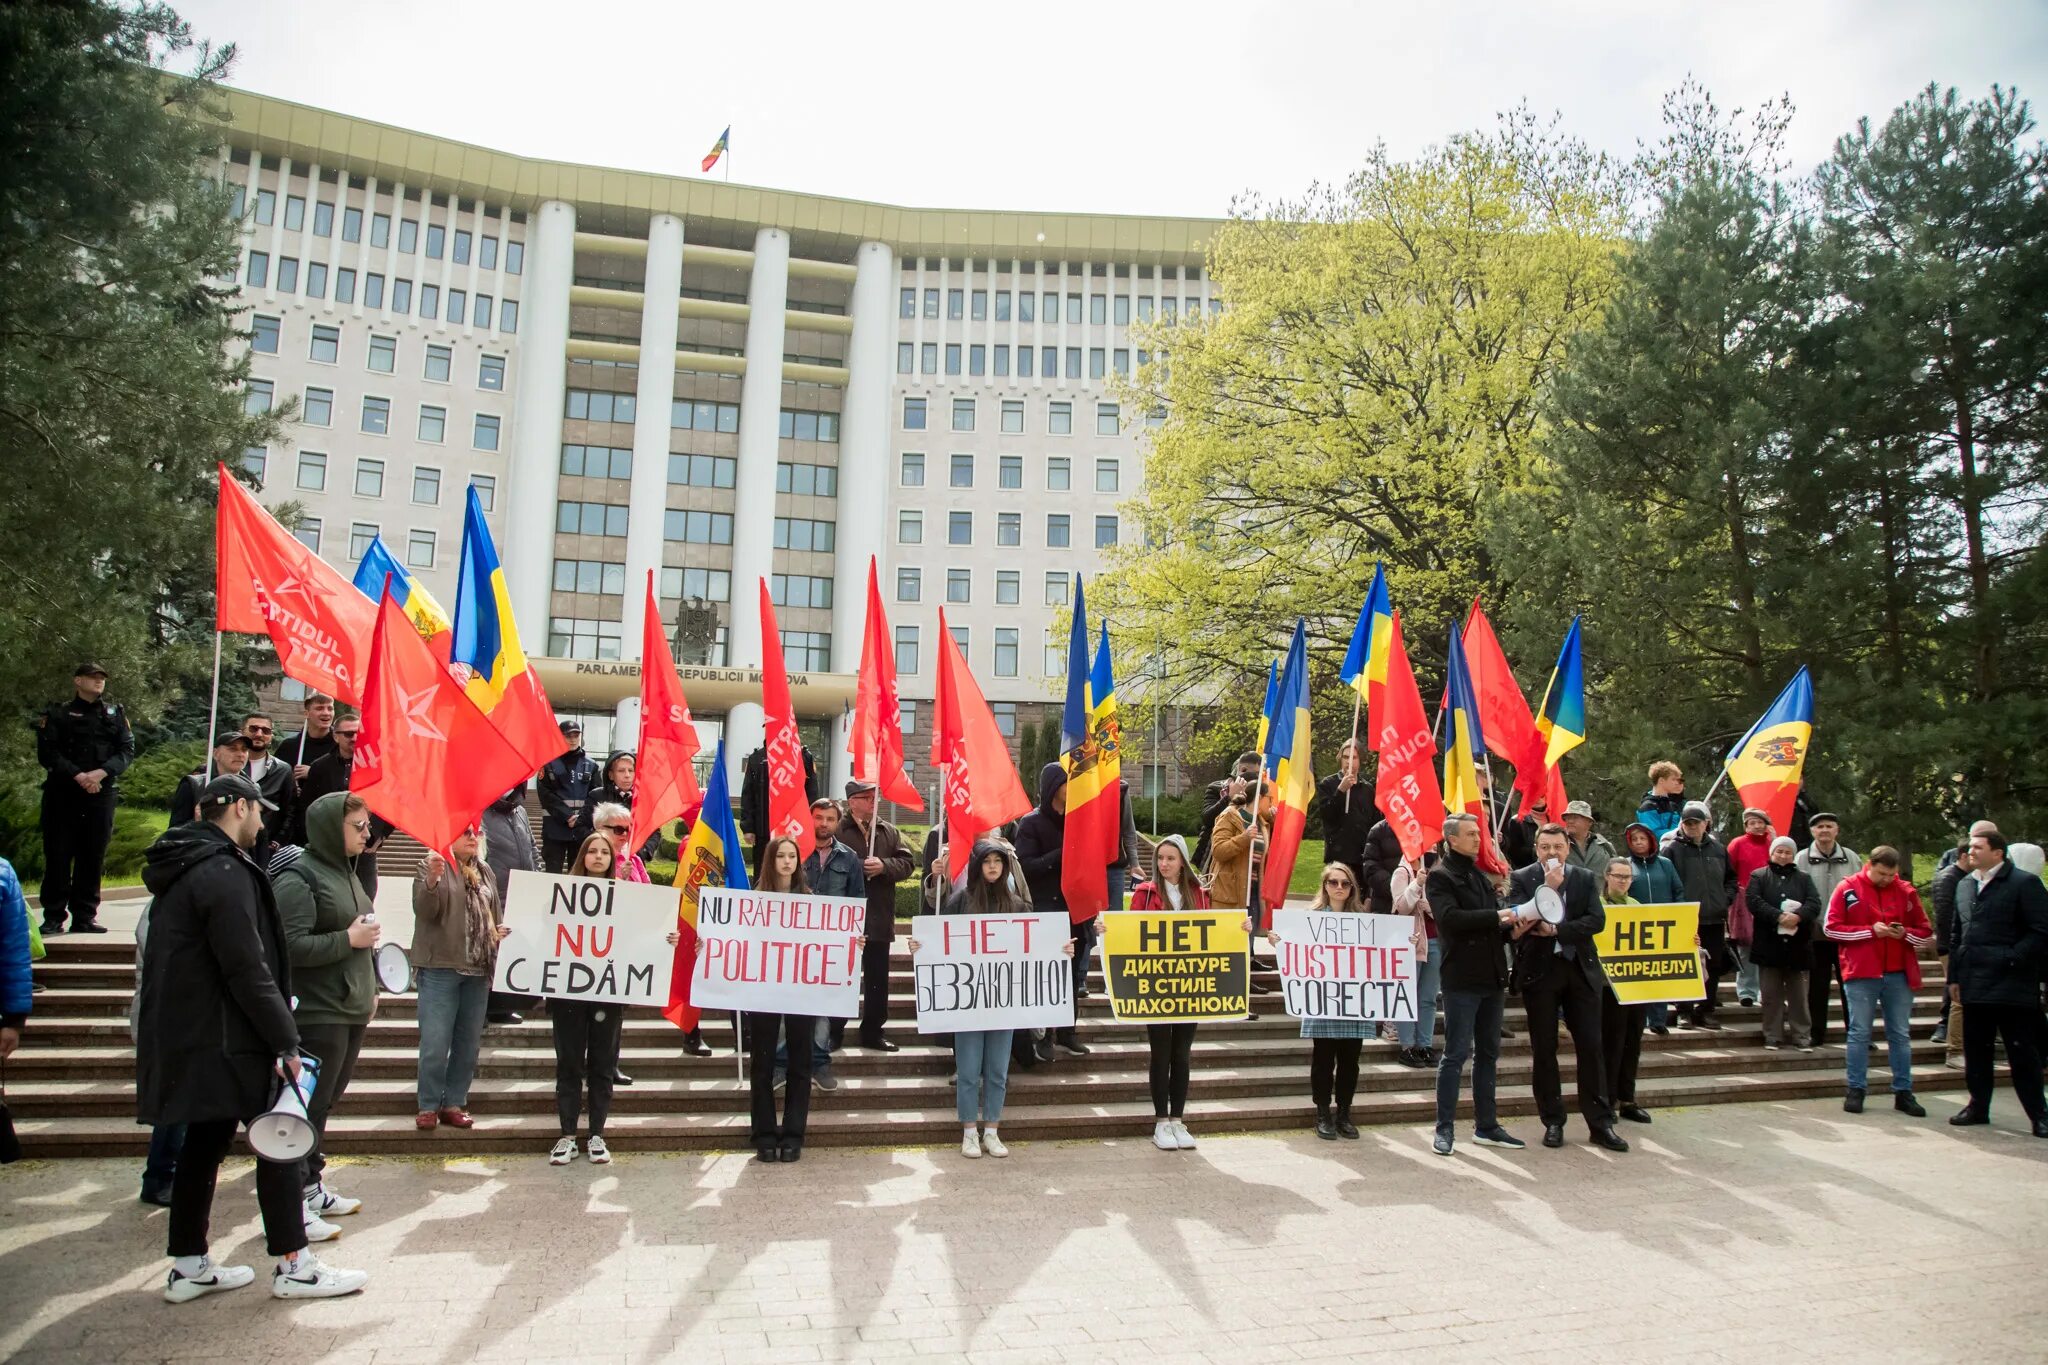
412, 825, 507, 1130
1127, 834, 1210, 1150
740, 833, 814, 1163
756, 836, 808, 894
1250, 861, 1372, 1140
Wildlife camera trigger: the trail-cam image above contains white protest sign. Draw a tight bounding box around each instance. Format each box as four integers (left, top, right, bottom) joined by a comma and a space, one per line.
909, 912, 1074, 1034
1272, 909, 1417, 1022
690, 887, 864, 1017
492, 870, 678, 1006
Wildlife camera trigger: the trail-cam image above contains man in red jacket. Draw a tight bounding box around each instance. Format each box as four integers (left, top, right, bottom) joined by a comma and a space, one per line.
1825, 847, 1934, 1118
1726, 808, 1776, 1007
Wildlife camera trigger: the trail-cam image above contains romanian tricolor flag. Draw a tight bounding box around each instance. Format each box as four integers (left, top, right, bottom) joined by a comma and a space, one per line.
701, 126, 729, 173
1339, 562, 1395, 710
1443, 626, 1506, 873
1255, 657, 1279, 752
1060, 577, 1116, 920
1723, 667, 1815, 835
1533, 615, 1587, 768
450, 486, 568, 771
664, 739, 747, 1032
1260, 618, 1313, 920
351, 534, 451, 655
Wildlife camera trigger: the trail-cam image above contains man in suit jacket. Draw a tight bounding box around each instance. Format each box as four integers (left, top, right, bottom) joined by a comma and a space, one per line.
1508, 823, 1629, 1152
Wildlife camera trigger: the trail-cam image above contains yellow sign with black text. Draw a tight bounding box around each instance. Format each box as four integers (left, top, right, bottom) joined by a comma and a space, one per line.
1100, 912, 1251, 1024
1594, 902, 1706, 1005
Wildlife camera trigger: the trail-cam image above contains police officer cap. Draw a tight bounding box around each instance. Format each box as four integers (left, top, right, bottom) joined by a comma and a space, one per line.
73, 661, 108, 678
557, 717, 582, 734
199, 772, 277, 811
212, 729, 252, 749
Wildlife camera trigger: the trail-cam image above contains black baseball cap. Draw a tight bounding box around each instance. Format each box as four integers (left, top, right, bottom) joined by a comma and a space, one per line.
74, 661, 108, 678
199, 772, 276, 810
558, 717, 582, 734
212, 730, 251, 749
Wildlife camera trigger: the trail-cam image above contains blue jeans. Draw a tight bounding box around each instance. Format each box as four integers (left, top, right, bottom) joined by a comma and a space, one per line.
955, 1029, 1014, 1124
1735, 943, 1760, 1002
1396, 948, 1442, 1050
1434, 989, 1504, 1133
1108, 867, 1127, 915
1646, 1002, 1669, 1028
774, 1018, 835, 1081
1845, 972, 1916, 1093
416, 967, 490, 1110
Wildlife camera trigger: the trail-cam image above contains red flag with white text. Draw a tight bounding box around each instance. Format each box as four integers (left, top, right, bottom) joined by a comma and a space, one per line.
216, 465, 376, 703
757, 581, 814, 860
1370, 613, 1447, 860
931, 608, 1033, 879
849, 557, 924, 810
631, 573, 703, 854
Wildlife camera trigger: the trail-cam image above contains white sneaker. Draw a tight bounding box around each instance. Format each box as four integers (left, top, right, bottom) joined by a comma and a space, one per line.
302, 1208, 342, 1243
981, 1130, 1009, 1158
549, 1136, 578, 1165
1153, 1120, 1178, 1151
585, 1135, 611, 1164
1171, 1120, 1197, 1150
961, 1129, 983, 1159
303, 1183, 360, 1217
163, 1259, 254, 1303
271, 1251, 368, 1299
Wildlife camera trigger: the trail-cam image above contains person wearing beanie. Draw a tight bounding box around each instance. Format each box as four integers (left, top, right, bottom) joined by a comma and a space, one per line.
1745, 836, 1822, 1050
1663, 802, 1738, 1029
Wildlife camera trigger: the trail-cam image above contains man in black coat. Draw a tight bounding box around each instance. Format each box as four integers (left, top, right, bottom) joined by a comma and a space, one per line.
1507, 824, 1629, 1152
1949, 828, 2048, 1138
239, 712, 296, 865
1315, 738, 1377, 892
536, 719, 600, 872
35, 661, 134, 934
741, 742, 822, 879
135, 774, 367, 1301
837, 779, 915, 1051
1427, 812, 1528, 1156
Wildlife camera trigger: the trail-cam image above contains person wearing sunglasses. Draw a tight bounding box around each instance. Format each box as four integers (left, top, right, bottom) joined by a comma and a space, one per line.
591, 803, 650, 884
239, 712, 296, 863
1250, 862, 1375, 1140
273, 792, 381, 1233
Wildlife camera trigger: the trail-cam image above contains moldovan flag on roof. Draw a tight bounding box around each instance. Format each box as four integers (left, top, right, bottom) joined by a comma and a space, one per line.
1442, 626, 1507, 874
352, 534, 452, 659
932, 607, 1034, 880
630, 572, 702, 856
702, 126, 729, 173
757, 581, 814, 859
351, 590, 533, 860
450, 486, 567, 771
1723, 667, 1815, 835
664, 739, 746, 1032
1533, 615, 1587, 769
849, 557, 923, 809
1260, 618, 1314, 922
1339, 562, 1395, 710
1370, 612, 1445, 860
215, 464, 376, 704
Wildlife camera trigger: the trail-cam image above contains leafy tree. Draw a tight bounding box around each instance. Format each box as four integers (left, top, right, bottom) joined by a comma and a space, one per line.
0, 1, 276, 780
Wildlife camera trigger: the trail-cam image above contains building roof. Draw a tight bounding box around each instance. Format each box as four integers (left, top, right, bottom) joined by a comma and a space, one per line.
215, 87, 1223, 265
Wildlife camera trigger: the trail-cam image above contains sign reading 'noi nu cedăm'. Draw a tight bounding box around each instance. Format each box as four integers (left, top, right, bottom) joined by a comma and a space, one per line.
493, 870, 678, 1005
690, 888, 865, 1017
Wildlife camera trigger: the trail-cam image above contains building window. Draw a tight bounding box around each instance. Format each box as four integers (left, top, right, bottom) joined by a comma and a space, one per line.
1096, 458, 1120, 492
566, 445, 633, 479
243, 378, 273, 415
1040, 345, 1056, 377
663, 509, 735, 545
897, 342, 913, 374
1142, 764, 1165, 798
661, 566, 731, 602
947, 288, 963, 320
253, 188, 276, 225
895, 625, 919, 675
950, 625, 969, 657
992, 700, 1017, 736
301, 386, 333, 426
1045, 572, 1069, 606
995, 291, 1012, 322
950, 453, 974, 488
425, 344, 452, 382
923, 288, 938, 319
241, 446, 267, 487
948, 511, 972, 546
407, 529, 436, 568
421, 284, 441, 322
361, 396, 390, 434
1097, 403, 1120, 436
903, 397, 926, 430
1047, 514, 1071, 548
898, 510, 922, 544
548, 617, 623, 661
471, 474, 496, 511
354, 458, 385, 498
1094, 516, 1121, 550
947, 568, 971, 604
251, 314, 280, 354
1090, 294, 1107, 325
968, 344, 986, 376
362, 273, 384, 309
370, 212, 390, 248
1044, 631, 1065, 676
896, 567, 921, 602
999, 454, 1022, 489
275, 257, 299, 294
367, 334, 396, 373
1019, 291, 1036, 322
1088, 348, 1106, 380
996, 570, 1019, 604
557, 501, 629, 537
777, 409, 841, 443
474, 414, 501, 450
1018, 345, 1034, 378
505, 240, 523, 275
418, 405, 446, 443
1001, 400, 1024, 434
952, 398, 974, 431
413, 466, 442, 505
501, 299, 518, 332
391, 279, 411, 313
944, 343, 961, 376
1114, 295, 1131, 326
670, 399, 742, 432
997, 512, 1020, 546
1048, 457, 1071, 490
920, 342, 937, 374
349, 522, 378, 559
971, 289, 987, 320
293, 517, 321, 553
452, 229, 471, 265
305, 262, 328, 299
425, 223, 445, 259
479, 236, 498, 270
994, 344, 1010, 376
335, 268, 356, 304
771, 574, 835, 610
900, 452, 925, 486
1066, 293, 1083, 325
899, 287, 916, 318
246, 251, 269, 288
341, 206, 362, 242
776, 462, 838, 497
994, 628, 1019, 677
669, 453, 737, 488
781, 631, 832, 672
567, 389, 636, 423
900, 700, 919, 736
554, 559, 627, 596
479, 354, 505, 390
773, 517, 835, 552
1049, 402, 1072, 435
297, 452, 327, 491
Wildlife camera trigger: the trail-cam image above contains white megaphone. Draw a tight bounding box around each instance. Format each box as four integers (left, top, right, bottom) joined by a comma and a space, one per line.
248, 1053, 321, 1163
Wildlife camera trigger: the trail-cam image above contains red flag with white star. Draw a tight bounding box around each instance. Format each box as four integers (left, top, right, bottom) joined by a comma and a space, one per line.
351, 589, 532, 859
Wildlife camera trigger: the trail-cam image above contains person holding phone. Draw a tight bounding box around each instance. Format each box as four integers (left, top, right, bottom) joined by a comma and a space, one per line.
1745, 836, 1821, 1051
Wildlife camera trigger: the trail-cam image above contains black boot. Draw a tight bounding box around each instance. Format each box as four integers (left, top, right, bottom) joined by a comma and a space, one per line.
1315, 1107, 1338, 1141
1335, 1108, 1360, 1140
681, 1029, 713, 1057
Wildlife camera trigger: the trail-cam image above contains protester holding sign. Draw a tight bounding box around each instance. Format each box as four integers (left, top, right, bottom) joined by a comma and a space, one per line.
594, 802, 650, 884
1127, 835, 1209, 1150
1745, 836, 1821, 1051
411, 829, 507, 1131
1254, 863, 1376, 1141
1597, 858, 1654, 1125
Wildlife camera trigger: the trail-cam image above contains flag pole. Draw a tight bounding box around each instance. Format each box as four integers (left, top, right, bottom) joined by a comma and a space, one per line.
204, 630, 224, 782
1343, 689, 1363, 812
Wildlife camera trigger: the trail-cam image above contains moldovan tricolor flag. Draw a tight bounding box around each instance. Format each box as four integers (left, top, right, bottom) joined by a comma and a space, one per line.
664, 739, 746, 1032
1533, 615, 1588, 769
932, 608, 1033, 880
757, 581, 813, 859
1371, 612, 1445, 860
450, 486, 568, 772
1255, 657, 1280, 753
1260, 618, 1314, 922
1059, 577, 1115, 921
1442, 626, 1507, 874
630, 572, 702, 855
215, 464, 376, 704
351, 590, 532, 860
1723, 667, 1815, 835
352, 534, 453, 659
849, 557, 923, 809
701, 125, 730, 173
1339, 562, 1395, 711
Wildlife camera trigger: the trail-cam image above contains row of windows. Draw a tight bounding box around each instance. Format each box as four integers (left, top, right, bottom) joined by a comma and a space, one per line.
245, 380, 501, 449
891, 625, 1023, 678
778, 408, 840, 443
774, 517, 835, 553
894, 566, 1076, 608
672, 453, 737, 489
776, 462, 837, 497
666, 509, 733, 545
562, 444, 633, 480
896, 509, 1119, 549
251, 318, 506, 391
899, 288, 1214, 325
244, 253, 518, 332
898, 341, 1153, 383
287, 518, 440, 570
675, 400, 742, 433
770, 573, 834, 609
245, 449, 495, 511
663, 566, 732, 603
901, 452, 1119, 492
902, 397, 1119, 435
235, 185, 524, 275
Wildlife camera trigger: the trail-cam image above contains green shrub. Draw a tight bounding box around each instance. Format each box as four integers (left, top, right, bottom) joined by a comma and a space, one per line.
0, 789, 45, 880
122, 741, 206, 809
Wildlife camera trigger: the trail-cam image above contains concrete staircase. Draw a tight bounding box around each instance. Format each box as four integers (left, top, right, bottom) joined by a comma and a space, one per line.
14, 935, 1965, 1157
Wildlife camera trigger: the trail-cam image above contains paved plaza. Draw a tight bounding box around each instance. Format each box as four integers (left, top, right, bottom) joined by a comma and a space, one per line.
2, 1097, 2044, 1363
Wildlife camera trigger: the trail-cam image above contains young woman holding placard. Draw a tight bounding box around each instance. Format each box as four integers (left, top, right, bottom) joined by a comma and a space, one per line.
1249, 862, 1371, 1141
1127, 834, 1211, 1151
757, 836, 807, 894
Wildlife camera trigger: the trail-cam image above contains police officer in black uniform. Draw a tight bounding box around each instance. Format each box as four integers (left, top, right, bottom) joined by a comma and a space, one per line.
36, 662, 134, 935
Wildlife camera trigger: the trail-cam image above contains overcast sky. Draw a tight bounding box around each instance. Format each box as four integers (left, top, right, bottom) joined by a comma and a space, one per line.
174, 0, 2048, 219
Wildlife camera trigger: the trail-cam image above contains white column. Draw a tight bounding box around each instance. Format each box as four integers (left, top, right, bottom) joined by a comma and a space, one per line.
623, 213, 684, 651
827, 240, 897, 794
614, 696, 642, 753
379, 182, 404, 321
724, 227, 791, 789
351, 176, 377, 322
263, 156, 289, 303
299, 163, 320, 311
238, 152, 261, 289
502, 199, 576, 648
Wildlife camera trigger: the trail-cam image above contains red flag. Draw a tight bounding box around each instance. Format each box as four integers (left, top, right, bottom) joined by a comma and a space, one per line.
631, 573, 703, 854
757, 580, 813, 860
215, 464, 376, 703
1461, 599, 1547, 804
849, 557, 924, 810
931, 608, 1033, 880
1370, 613, 1446, 860
351, 591, 532, 859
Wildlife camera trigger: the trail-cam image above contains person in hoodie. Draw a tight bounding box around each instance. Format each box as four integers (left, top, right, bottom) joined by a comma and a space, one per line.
536, 720, 600, 873
287, 716, 390, 897
1014, 763, 1093, 1056
481, 783, 542, 1026
1128, 834, 1210, 1148
1745, 836, 1822, 1051
591, 751, 664, 864
136, 773, 368, 1303
1725, 808, 1777, 1007
273, 791, 380, 1234
1634, 761, 1688, 842
1663, 802, 1737, 1030
1824, 847, 1933, 1119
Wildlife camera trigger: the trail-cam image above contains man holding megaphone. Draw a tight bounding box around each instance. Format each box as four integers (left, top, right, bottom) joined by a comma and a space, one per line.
135, 773, 369, 1304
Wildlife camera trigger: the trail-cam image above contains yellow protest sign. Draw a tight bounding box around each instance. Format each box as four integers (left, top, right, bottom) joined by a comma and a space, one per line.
1100, 911, 1250, 1024
1595, 901, 1705, 1005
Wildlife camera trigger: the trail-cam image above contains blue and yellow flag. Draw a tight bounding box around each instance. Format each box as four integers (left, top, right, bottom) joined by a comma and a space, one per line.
1261, 619, 1314, 920
351, 535, 451, 646
1338, 562, 1395, 705
1255, 657, 1280, 754
1723, 667, 1815, 835
451, 486, 564, 767
1089, 620, 1121, 789
1060, 574, 1091, 758
666, 739, 746, 1030
1533, 615, 1587, 768
1059, 579, 1116, 917
1441, 627, 1489, 819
